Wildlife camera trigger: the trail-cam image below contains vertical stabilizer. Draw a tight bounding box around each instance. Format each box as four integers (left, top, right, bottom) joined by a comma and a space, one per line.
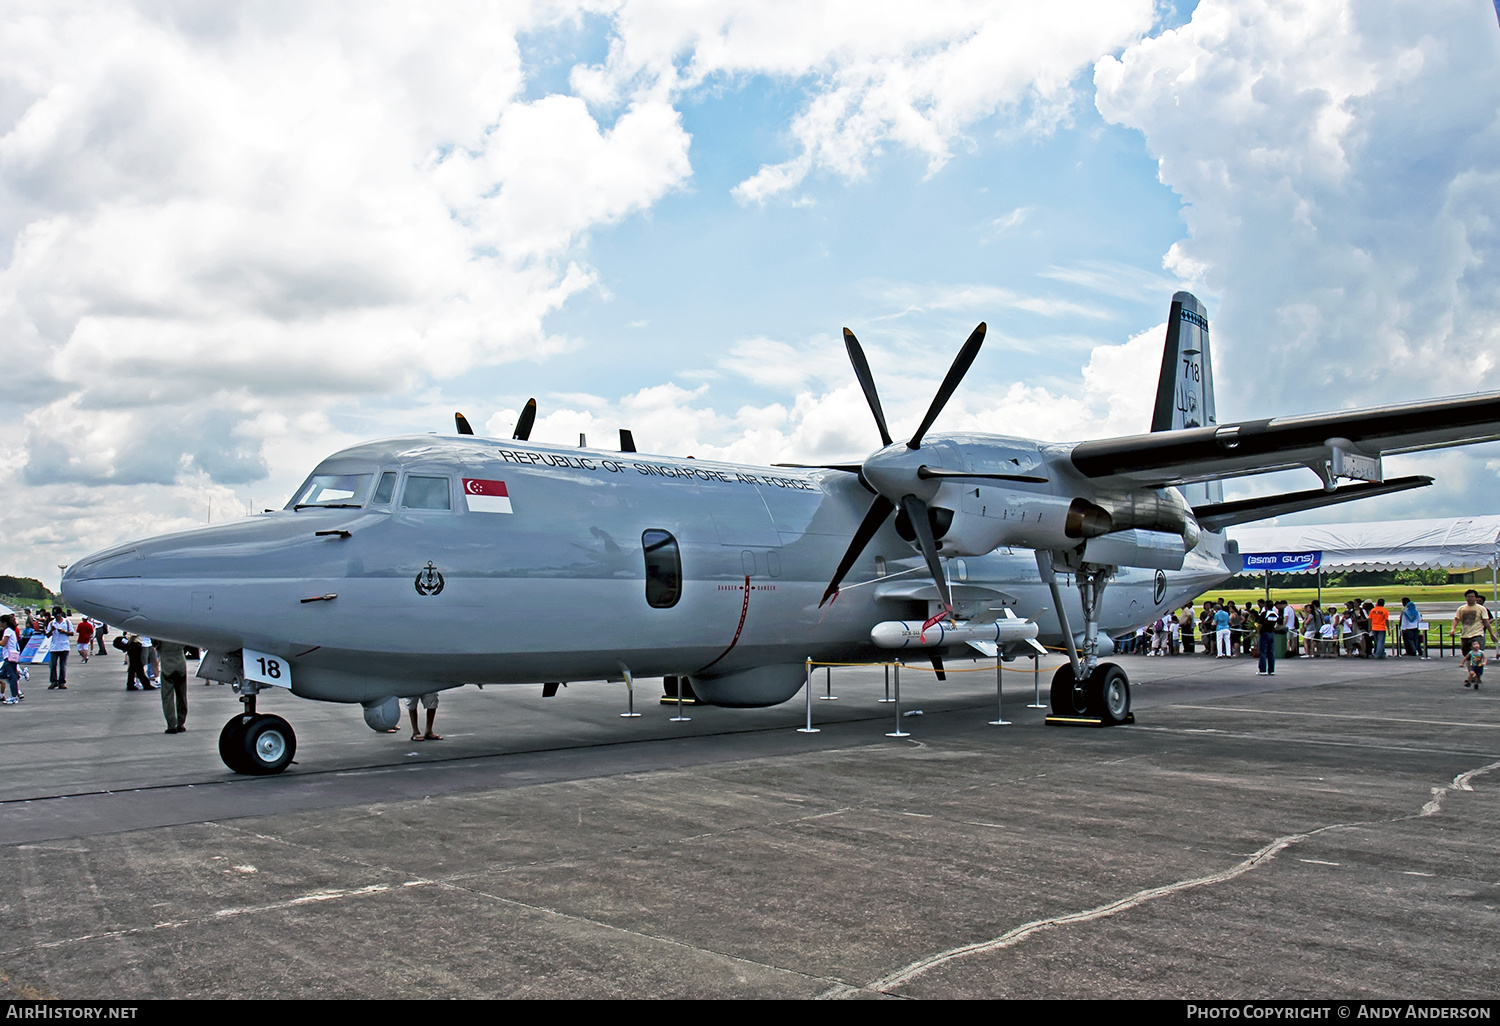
1151, 291, 1221, 504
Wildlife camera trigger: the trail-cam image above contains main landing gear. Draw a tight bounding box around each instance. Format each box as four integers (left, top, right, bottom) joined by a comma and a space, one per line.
1049, 662, 1131, 725
218, 684, 296, 775
1037, 551, 1133, 727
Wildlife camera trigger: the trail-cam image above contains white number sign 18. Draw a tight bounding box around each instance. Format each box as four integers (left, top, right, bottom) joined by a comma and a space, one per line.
242, 648, 293, 689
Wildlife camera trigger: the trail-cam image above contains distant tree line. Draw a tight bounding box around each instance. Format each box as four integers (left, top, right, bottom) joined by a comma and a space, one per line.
0, 575, 55, 601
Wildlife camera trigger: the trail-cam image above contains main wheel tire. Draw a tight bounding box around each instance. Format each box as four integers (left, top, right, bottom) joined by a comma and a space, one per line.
237, 714, 296, 775
1085, 663, 1131, 724
1049, 664, 1089, 716
218, 716, 251, 774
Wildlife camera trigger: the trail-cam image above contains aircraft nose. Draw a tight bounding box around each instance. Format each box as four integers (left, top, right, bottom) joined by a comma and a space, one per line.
62, 544, 143, 623
66, 544, 141, 582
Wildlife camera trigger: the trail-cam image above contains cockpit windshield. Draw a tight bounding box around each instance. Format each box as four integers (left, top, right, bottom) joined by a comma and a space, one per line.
290, 474, 373, 509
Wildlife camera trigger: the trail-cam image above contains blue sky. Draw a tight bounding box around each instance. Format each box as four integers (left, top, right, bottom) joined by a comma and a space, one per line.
1, 0, 1498, 583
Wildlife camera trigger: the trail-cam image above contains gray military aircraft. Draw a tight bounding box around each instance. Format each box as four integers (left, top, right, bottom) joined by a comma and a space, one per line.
63, 292, 1500, 774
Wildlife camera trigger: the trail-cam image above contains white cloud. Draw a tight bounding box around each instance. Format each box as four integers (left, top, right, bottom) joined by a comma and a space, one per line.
1040, 259, 1187, 303
1095, 0, 1500, 423
18, 0, 1495, 583
563, 0, 1157, 203
0, 0, 701, 580
473, 319, 1168, 480
981, 205, 1031, 243
864, 280, 1114, 322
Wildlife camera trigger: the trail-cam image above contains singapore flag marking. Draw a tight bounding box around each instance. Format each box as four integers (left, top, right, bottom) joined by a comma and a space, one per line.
463, 478, 513, 514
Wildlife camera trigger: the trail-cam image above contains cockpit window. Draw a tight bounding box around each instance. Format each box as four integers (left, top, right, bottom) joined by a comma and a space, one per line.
292, 474, 373, 509
372, 472, 397, 505
401, 476, 452, 511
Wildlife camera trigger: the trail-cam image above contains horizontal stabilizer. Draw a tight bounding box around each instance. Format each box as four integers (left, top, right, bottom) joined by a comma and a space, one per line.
1192, 475, 1433, 532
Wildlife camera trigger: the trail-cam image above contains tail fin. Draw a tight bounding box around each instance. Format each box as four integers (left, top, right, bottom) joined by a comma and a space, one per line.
1151, 291, 1216, 432
1151, 291, 1221, 504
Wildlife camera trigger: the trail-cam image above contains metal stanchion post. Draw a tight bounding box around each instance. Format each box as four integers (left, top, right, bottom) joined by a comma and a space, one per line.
887, 661, 909, 738
670, 670, 690, 722
820, 664, 837, 700
1028, 652, 1045, 708
620, 666, 640, 718
798, 657, 819, 733
879, 662, 894, 703
989, 653, 1011, 726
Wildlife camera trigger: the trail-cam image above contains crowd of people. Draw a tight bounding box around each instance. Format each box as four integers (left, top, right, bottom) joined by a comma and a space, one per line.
0, 605, 197, 729
1117, 589, 1496, 687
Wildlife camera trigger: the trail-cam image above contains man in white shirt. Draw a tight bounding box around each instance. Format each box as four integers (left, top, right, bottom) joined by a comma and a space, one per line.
46, 607, 74, 689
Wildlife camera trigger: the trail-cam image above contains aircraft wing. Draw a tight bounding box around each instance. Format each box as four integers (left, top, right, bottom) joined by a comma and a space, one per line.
1069, 391, 1500, 487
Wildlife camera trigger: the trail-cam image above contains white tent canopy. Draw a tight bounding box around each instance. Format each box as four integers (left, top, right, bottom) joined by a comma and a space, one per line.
1229, 516, 1500, 573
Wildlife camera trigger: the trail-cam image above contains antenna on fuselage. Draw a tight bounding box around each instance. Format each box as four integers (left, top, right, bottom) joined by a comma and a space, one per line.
620, 429, 636, 453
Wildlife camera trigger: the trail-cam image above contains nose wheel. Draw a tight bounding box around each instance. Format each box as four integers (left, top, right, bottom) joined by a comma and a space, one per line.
218, 713, 297, 775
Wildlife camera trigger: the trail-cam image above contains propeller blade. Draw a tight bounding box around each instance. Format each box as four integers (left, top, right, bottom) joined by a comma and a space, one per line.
928, 650, 946, 681
819, 493, 896, 607
455, 412, 474, 436
513, 398, 537, 441
908, 322, 986, 450
619, 429, 636, 453
900, 494, 953, 613
916, 465, 1047, 484
844, 328, 894, 448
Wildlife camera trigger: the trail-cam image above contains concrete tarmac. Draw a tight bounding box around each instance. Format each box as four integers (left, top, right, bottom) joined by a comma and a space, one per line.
1, 647, 1497, 999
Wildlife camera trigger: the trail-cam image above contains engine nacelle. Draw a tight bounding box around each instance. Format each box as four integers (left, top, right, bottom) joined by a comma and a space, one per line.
1081, 529, 1187, 571
940, 493, 1119, 555
942, 481, 1200, 557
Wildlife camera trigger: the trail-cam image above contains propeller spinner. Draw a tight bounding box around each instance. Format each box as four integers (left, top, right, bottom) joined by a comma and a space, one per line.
819, 323, 994, 617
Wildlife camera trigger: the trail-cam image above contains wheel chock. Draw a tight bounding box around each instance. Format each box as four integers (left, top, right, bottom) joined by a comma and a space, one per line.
1044, 712, 1134, 727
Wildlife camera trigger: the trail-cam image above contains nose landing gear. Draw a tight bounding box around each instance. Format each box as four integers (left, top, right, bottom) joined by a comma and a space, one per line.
219, 686, 296, 775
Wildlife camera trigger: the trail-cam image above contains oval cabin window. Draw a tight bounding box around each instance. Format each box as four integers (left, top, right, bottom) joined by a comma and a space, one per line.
642, 529, 682, 609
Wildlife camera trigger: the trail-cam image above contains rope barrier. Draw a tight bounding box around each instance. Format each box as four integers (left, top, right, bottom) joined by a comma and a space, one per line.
806, 653, 1069, 674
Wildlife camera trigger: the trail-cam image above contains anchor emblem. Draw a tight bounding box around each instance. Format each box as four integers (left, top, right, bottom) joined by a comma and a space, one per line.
414, 562, 445, 596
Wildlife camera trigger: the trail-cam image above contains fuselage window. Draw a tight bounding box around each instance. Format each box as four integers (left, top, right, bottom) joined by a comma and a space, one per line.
401, 476, 452, 511
642, 529, 682, 609
372, 472, 397, 505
